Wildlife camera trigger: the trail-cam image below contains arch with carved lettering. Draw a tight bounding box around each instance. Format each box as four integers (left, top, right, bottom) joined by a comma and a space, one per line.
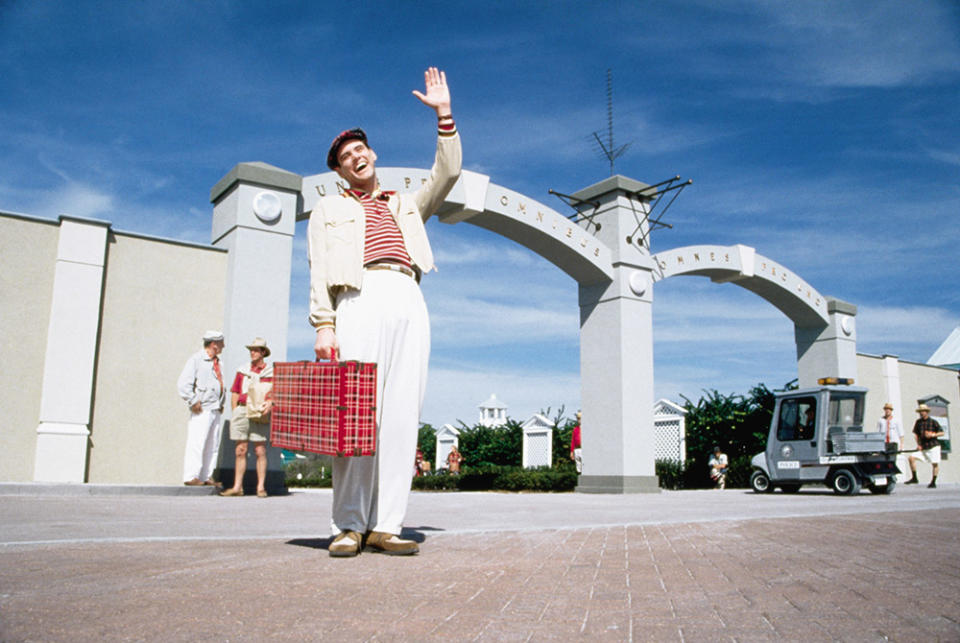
651, 244, 829, 328
300, 168, 613, 285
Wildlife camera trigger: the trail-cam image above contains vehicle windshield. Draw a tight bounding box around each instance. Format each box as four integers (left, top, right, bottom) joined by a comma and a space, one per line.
828, 393, 864, 431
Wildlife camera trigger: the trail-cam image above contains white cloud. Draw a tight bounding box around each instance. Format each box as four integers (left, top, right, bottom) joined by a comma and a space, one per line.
430, 295, 578, 348
36, 182, 114, 219
856, 305, 959, 353
762, 1, 960, 89
926, 148, 960, 167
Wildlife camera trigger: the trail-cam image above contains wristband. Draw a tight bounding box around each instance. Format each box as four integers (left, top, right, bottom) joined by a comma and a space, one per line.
437, 113, 453, 120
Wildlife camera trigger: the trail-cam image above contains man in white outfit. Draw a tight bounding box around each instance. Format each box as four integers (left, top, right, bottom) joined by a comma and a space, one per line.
876, 402, 903, 449
308, 67, 461, 557
177, 330, 226, 486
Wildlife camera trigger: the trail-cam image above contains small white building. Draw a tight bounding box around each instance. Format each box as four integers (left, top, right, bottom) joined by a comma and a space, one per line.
479, 393, 508, 427
653, 399, 688, 463
434, 423, 460, 470
521, 414, 553, 468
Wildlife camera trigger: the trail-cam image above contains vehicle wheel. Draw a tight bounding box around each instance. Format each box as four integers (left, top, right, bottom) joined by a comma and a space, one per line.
750, 470, 773, 494
830, 469, 861, 496
869, 479, 896, 495
780, 484, 801, 493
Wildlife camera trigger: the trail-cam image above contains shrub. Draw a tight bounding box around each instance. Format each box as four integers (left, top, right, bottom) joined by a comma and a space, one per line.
410, 464, 577, 492
656, 458, 686, 490
725, 454, 754, 488
417, 423, 437, 470
493, 466, 578, 492
284, 455, 333, 488
457, 422, 523, 467
411, 470, 460, 491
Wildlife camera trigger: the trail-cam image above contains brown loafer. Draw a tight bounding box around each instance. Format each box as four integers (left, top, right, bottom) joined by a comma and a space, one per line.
219, 488, 243, 497
184, 478, 203, 486
256, 489, 268, 498
364, 531, 419, 556
202, 479, 222, 488
328, 531, 361, 558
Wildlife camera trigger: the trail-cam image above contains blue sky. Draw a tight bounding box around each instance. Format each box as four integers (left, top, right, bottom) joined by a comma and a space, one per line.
2, 1, 958, 426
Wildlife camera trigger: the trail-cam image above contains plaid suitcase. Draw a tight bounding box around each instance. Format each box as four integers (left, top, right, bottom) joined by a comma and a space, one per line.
270, 357, 377, 456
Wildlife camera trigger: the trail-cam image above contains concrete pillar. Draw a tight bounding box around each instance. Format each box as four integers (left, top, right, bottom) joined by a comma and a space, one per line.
881, 355, 903, 419
879, 354, 906, 481
210, 162, 302, 493
34, 217, 110, 482
574, 176, 659, 493
795, 297, 858, 387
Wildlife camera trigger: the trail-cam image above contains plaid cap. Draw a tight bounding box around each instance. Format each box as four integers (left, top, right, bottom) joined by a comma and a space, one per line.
326, 128, 367, 170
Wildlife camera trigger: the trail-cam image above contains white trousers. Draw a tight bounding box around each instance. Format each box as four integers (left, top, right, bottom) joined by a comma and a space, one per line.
331, 269, 429, 535
183, 408, 222, 482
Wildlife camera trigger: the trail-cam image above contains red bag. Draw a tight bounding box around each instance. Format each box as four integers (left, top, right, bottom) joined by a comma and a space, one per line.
270, 354, 377, 456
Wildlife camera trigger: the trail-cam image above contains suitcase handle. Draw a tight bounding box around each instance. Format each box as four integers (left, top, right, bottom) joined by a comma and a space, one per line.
313, 348, 337, 363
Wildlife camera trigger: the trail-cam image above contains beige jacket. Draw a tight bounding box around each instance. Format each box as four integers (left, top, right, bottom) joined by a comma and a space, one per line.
307, 131, 461, 329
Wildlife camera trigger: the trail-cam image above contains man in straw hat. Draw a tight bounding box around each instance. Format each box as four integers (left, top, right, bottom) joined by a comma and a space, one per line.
221, 337, 273, 498
308, 67, 461, 557
905, 404, 944, 488
876, 402, 903, 451
177, 330, 226, 487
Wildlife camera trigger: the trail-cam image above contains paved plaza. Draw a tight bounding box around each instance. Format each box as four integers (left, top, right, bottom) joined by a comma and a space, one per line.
1, 483, 959, 641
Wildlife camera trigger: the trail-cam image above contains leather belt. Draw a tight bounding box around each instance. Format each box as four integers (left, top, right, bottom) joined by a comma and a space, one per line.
365, 262, 420, 283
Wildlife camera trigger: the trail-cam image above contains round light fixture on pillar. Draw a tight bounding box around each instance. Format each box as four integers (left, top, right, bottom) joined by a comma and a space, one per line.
628, 271, 649, 297
840, 316, 854, 336
252, 191, 282, 223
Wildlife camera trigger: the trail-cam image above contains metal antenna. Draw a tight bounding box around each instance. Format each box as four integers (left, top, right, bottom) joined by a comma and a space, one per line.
592, 69, 631, 175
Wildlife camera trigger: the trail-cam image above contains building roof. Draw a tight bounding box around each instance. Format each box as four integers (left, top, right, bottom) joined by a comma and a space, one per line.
654, 398, 687, 416
520, 414, 553, 431
928, 326, 960, 369
478, 393, 508, 410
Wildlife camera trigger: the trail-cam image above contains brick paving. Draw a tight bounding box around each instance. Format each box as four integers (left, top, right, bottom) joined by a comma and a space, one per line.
1, 489, 959, 641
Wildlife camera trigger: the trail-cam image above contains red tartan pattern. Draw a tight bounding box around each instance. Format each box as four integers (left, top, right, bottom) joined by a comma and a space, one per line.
270, 360, 377, 456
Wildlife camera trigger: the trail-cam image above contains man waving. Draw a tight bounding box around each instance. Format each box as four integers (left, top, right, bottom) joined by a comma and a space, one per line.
308, 67, 461, 557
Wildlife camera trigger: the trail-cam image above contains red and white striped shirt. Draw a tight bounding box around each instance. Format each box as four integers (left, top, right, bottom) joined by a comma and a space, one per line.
347, 188, 413, 268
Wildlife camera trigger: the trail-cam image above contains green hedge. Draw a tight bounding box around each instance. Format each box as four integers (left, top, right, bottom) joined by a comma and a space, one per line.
285, 458, 578, 492
285, 457, 332, 488
412, 465, 577, 492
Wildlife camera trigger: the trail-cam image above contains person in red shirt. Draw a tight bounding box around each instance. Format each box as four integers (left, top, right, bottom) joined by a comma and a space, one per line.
221, 338, 273, 498
570, 411, 582, 474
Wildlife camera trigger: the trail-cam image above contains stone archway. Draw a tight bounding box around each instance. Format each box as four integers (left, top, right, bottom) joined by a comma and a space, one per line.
212, 165, 857, 494
651, 244, 857, 387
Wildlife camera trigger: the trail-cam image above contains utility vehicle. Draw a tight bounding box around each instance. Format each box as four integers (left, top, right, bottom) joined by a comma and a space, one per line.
750, 379, 899, 495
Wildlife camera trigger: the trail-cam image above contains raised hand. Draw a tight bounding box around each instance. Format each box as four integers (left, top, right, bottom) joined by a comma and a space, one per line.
412, 66, 451, 115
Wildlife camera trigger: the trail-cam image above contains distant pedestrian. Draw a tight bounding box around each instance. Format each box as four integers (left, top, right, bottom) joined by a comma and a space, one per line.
570, 411, 582, 473
709, 446, 728, 489
876, 402, 903, 450
906, 404, 944, 488
415, 449, 425, 477
176, 331, 225, 487
446, 445, 464, 474
221, 337, 273, 498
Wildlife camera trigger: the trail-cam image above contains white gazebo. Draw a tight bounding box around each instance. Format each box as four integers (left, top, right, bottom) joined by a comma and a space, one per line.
479, 393, 508, 427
